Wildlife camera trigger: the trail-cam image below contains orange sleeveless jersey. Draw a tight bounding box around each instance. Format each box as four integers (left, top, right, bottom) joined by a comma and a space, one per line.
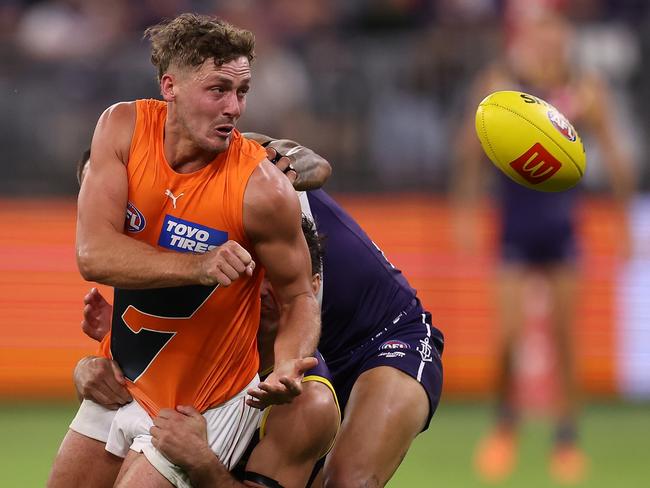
98, 99, 266, 417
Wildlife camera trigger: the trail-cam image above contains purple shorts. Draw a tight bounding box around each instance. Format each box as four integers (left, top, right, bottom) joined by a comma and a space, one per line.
325, 300, 444, 431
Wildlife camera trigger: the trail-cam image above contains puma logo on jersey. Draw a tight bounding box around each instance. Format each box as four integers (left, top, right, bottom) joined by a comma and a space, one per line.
158, 215, 228, 254
164, 189, 184, 209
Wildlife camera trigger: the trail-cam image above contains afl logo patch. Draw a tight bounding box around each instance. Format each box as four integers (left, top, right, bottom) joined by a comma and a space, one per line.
547, 109, 577, 142
379, 340, 410, 350
126, 202, 146, 233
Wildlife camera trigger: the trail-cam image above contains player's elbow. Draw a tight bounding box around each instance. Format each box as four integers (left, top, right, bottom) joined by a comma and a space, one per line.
316, 158, 332, 185
306, 157, 332, 190
76, 245, 105, 282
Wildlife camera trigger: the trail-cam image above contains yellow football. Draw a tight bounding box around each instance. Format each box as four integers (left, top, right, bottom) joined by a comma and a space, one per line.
475, 90, 586, 192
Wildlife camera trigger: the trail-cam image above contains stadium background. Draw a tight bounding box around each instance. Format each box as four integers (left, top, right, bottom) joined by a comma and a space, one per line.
1, 0, 648, 486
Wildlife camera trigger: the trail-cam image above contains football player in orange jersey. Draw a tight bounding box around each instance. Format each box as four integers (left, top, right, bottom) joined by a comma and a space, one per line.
49, 13, 320, 488
451, 8, 634, 484
74, 217, 339, 488
65, 141, 336, 488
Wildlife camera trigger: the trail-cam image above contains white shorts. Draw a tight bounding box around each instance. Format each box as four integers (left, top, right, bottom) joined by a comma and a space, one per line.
70, 375, 262, 488
69, 398, 117, 443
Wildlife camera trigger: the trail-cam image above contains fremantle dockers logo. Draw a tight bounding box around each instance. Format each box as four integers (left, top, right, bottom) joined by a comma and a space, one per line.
126, 202, 146, 233
547, 109, 577, 142
509, 143, 562, 185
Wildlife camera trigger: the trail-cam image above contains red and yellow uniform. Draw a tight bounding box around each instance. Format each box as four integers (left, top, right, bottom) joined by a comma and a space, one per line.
98, 99, 266, 418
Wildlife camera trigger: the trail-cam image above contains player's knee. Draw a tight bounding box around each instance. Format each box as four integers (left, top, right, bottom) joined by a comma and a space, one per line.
322, 463, 384, 488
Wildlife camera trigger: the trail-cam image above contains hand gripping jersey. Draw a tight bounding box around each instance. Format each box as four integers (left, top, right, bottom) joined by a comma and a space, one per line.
98, 99, 267, 417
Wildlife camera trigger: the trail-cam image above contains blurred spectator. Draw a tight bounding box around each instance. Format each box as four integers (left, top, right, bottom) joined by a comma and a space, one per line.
15, 0, 131, 60
0, 0, 648, 194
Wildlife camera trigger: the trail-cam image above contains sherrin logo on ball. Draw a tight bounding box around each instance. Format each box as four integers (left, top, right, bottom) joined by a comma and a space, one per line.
475, 90, 586, 192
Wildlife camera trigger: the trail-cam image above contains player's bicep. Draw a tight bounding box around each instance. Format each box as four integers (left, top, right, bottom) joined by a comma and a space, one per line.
245, 164, 312, 300
254, 211, 311, 301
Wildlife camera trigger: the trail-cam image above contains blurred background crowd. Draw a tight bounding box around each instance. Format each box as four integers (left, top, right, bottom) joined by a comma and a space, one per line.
2, 0, 650, 194
2, 1, 650, 485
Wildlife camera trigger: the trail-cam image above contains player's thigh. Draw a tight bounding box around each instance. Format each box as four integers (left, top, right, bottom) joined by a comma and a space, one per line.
47, 429, 122, 488
114, 451, 174, 488
323, 366, 429, 487
546, 264, 578, 330
496, 264, 527, 337
247, 381, 339, 488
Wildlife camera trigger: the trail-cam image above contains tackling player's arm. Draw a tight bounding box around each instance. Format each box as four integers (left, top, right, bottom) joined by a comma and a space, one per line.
243, 132, 331, 190
580, 74, 635, 257
244, 162, 320, 407
580, 75, 635, 201
151, 380, 339, 488
73, 289, 132, 408
77, 103, 254, 288
150, 407, 245, 487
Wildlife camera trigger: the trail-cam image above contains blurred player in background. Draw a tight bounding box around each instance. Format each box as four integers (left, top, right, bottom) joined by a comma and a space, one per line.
49, 13, 320, 488
452, 7, 634, 484
452, 5, 633, 482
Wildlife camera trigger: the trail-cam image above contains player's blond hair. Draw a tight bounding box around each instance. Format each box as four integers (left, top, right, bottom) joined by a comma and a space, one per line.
144, 13, 255, 81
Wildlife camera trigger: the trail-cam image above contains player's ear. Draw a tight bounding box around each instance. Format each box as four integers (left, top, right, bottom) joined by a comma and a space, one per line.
161, 74, 176, 101
311, 273, 321, 295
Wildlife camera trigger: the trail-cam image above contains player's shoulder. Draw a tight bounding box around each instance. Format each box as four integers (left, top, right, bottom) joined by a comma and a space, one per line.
93, 101, 138, 162
248, 160, 298, 210
232, 129, 267, 162
95, 101, 138, 142
99, 100, 137, 123
244, 162, 301, 239
477, 61, 518, 91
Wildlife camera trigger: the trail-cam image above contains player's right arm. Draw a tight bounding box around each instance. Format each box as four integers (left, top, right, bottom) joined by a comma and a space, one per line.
450, 66, 511, 253
77, 103, 254, 288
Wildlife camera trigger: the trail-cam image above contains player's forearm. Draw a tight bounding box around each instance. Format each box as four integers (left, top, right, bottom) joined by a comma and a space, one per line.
243, 132, 331, 190
287, 145, 331, 190
185, 456, 245, 488
76, 231, 202, 289
274, 293, 321, 363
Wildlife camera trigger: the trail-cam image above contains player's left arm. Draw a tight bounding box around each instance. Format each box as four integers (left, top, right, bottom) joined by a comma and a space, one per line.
244, 161, 320, 407
581, 75, 635, 202
243, 132, 331, 190
581, 75, 635, 257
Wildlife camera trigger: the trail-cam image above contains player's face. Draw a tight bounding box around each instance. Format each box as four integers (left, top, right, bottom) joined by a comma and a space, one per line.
508, 15, 572, 87
172, 56, 251, 154
260, 278, 281, 325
